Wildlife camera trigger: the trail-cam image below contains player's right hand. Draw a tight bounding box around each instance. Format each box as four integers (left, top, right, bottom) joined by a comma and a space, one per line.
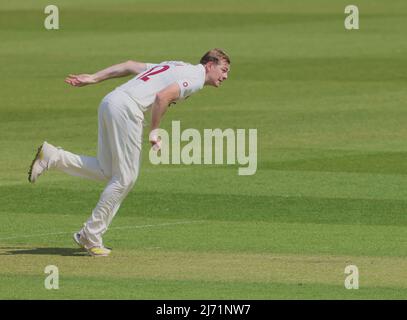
65, 74, 97, 87
149, 129, 162, 151
151, 140, 162, 151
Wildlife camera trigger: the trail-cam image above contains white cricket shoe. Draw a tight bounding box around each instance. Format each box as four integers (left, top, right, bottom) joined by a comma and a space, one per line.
73, 232, 112, 257
28, 141, 58, 183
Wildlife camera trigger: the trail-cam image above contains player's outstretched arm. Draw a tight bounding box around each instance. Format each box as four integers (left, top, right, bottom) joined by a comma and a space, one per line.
65, 60, 147, 87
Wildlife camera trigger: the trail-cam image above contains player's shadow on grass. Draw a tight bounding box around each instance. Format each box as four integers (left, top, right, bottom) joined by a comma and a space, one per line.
0, 247, 87, 257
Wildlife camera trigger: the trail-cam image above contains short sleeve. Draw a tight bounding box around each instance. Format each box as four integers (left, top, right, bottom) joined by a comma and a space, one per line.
145, 63, 158, 70
176, 78, 203, 99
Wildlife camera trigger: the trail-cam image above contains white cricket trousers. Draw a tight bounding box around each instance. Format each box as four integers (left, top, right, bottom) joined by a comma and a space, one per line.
49, 89, 144, 248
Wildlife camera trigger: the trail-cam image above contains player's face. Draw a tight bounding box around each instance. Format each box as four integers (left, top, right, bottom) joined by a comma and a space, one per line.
207, 60, 230, 87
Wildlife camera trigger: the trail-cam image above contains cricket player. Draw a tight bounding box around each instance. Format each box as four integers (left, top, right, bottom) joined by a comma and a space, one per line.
28, 48, 231, 256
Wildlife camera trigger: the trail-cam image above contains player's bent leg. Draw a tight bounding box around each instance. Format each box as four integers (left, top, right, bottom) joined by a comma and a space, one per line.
55, 150, 109, 182
80, 175, 137, 249
77, 90, 143, 254
28, 141, 109, 183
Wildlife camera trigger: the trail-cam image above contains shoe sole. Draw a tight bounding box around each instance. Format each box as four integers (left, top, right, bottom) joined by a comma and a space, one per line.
88, 251, 110, 257
88, 248, 111, 257
28, 144, 44, 183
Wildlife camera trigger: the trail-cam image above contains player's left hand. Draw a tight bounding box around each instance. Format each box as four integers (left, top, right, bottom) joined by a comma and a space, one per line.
65, 74, 97, 87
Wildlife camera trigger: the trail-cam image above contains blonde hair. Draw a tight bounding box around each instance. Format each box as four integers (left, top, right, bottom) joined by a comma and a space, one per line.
200, 48, 230, 65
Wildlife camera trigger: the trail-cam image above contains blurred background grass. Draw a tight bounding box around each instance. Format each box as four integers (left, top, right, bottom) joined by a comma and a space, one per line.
0, 0, 406, 299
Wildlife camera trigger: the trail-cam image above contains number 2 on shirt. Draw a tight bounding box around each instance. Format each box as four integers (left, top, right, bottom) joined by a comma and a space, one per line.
138, 65, 170, 82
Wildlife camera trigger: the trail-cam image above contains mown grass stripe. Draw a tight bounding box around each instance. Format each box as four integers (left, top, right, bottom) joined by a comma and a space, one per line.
0, 220, 204, 241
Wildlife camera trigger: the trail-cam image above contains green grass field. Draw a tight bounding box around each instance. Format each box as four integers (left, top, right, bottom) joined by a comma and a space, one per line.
1, 0, 407, 299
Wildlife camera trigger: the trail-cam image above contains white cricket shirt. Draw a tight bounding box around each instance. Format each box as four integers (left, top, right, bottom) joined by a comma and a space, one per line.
117, 61, 206, 112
